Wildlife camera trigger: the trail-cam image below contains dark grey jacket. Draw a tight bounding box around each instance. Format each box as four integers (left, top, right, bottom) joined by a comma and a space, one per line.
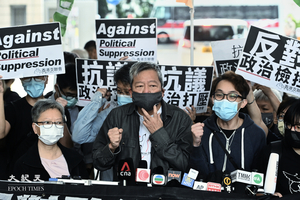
93, 100, 193, 180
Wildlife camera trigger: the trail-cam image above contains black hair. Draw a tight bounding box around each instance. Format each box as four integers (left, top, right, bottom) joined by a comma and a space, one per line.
84, 40, 96, 50
211, 71, 249, 99
56, 63, 77, 90
277, 96, 298, 116
114, 62, 134, 86
63, 51, 78, 64
130, 62, 163, 88
284, 99, 300, 125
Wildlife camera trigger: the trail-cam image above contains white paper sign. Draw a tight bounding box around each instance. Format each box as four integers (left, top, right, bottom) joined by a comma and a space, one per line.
211, 38, 245, 77
161, 65, 213, 113
0, 23, 65, 79
95, 18, 157, 63
236, 26, 300, 97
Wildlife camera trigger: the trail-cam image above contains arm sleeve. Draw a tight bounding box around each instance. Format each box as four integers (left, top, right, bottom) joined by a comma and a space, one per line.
4, 102, 17, 127
149, 113, 193, 172
72, 92, 112, 144
92, 110, 120, 171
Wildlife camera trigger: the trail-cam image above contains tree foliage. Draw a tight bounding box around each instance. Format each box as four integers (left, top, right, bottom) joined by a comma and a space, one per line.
116, 0, 154, 18
98, 0, 109, 18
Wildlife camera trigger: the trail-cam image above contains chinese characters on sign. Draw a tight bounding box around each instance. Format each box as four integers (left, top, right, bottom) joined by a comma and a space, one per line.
211, 39, 245, 77
76, 59, 135, 107
160, 65, 213, 113
76, 60, 213, 112
236, 26, 300, 97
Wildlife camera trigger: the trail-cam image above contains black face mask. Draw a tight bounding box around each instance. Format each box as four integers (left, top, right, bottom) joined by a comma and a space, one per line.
132, 91, 163, 111
285, 128, 300, 148
261, 113, 274, 126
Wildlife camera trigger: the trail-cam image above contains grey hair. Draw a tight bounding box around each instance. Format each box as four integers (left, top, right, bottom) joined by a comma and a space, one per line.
253, 88, 282, 103
31, 99, 65, 122
129, 62, 164, 88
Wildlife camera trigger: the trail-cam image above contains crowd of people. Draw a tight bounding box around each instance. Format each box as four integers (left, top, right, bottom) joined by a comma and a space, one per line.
0, 39, 300, 198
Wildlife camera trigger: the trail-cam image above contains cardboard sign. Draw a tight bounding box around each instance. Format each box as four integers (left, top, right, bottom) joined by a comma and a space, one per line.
211, 38, 245, 77
75, 59, 135, 107
95, 18, 157, 63
160, 65, 213, 114
0, 23, 65, 79
236, 26, 300, 97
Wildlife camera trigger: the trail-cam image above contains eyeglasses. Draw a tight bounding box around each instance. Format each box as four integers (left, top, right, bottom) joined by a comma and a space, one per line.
21, 76, 47, 83
35, 121, 64, 129
213, 92, 243, 102
285, 123, 300, 132
57, 85, 77, 100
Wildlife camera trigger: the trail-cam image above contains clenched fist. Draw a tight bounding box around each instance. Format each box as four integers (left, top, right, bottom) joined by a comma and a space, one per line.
192, 122, 204, 147
108, 127, 123, 152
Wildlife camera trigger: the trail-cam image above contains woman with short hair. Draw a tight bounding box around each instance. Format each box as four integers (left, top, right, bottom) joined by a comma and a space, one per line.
13, 99, 88, 181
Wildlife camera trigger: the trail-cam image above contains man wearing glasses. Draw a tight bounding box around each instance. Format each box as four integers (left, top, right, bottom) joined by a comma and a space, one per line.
0, 74, 72, 179
189, 71, 266, 183
46, 63, 79, 133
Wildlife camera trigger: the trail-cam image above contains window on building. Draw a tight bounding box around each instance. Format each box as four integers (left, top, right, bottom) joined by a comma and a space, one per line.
11, 5, 26, 26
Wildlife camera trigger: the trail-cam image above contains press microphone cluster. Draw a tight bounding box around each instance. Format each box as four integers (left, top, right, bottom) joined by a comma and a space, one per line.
181, 168, 222, 192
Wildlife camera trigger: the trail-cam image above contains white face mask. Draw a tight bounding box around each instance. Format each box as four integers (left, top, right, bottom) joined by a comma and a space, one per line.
35, 124, 64, 145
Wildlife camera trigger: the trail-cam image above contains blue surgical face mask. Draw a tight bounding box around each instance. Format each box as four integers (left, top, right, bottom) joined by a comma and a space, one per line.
212, 99, 240, 121
117, 94, 132, 106
57, 85, 78, 108
22, 79, 45, 98
62, 94, 78, 108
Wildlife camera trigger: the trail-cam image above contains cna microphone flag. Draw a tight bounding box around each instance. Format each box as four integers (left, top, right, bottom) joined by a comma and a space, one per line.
176, 0, 193, 8
53, 0, 74, 36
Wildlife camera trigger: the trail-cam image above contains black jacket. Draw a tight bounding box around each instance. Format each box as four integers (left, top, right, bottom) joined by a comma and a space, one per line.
12, 142, 88, 181
93, 101, 193, 180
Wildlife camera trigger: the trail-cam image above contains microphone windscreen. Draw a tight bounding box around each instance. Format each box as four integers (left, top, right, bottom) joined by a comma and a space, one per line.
138, 160, 147, 169
152, 166, 164, 175
118, 158, 134, 181
264, 153, 279, 194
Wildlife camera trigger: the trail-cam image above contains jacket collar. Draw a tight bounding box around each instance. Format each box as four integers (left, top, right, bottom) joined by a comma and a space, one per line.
126, 100, 172, 121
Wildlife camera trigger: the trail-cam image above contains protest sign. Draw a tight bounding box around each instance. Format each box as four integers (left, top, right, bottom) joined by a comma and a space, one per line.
236, 26, 300, 97
160, 65, 213, 113
76, 59, 135, 107
95, 18, 157, 62
211, 38, 245, 77
76, 59, 213, 113
0, 23, 65, 79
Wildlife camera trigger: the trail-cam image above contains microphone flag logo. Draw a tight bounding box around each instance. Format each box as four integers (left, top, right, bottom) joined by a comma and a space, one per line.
138, 170, 149, 181
153, 175, 165, 185
121, 162, 130, 171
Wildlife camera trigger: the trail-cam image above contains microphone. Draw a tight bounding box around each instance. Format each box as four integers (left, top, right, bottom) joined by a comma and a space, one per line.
135, 160, 151, 184
222, 173, 232, 193
118, 158, 135, 186
264, 153, 279, 194
181, 169, 199, 188
207, 182, 222, 192
151, 166, 166, 186
231, 169, 264, 194
166, 170, 182, 187
193, 179, 207, 191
